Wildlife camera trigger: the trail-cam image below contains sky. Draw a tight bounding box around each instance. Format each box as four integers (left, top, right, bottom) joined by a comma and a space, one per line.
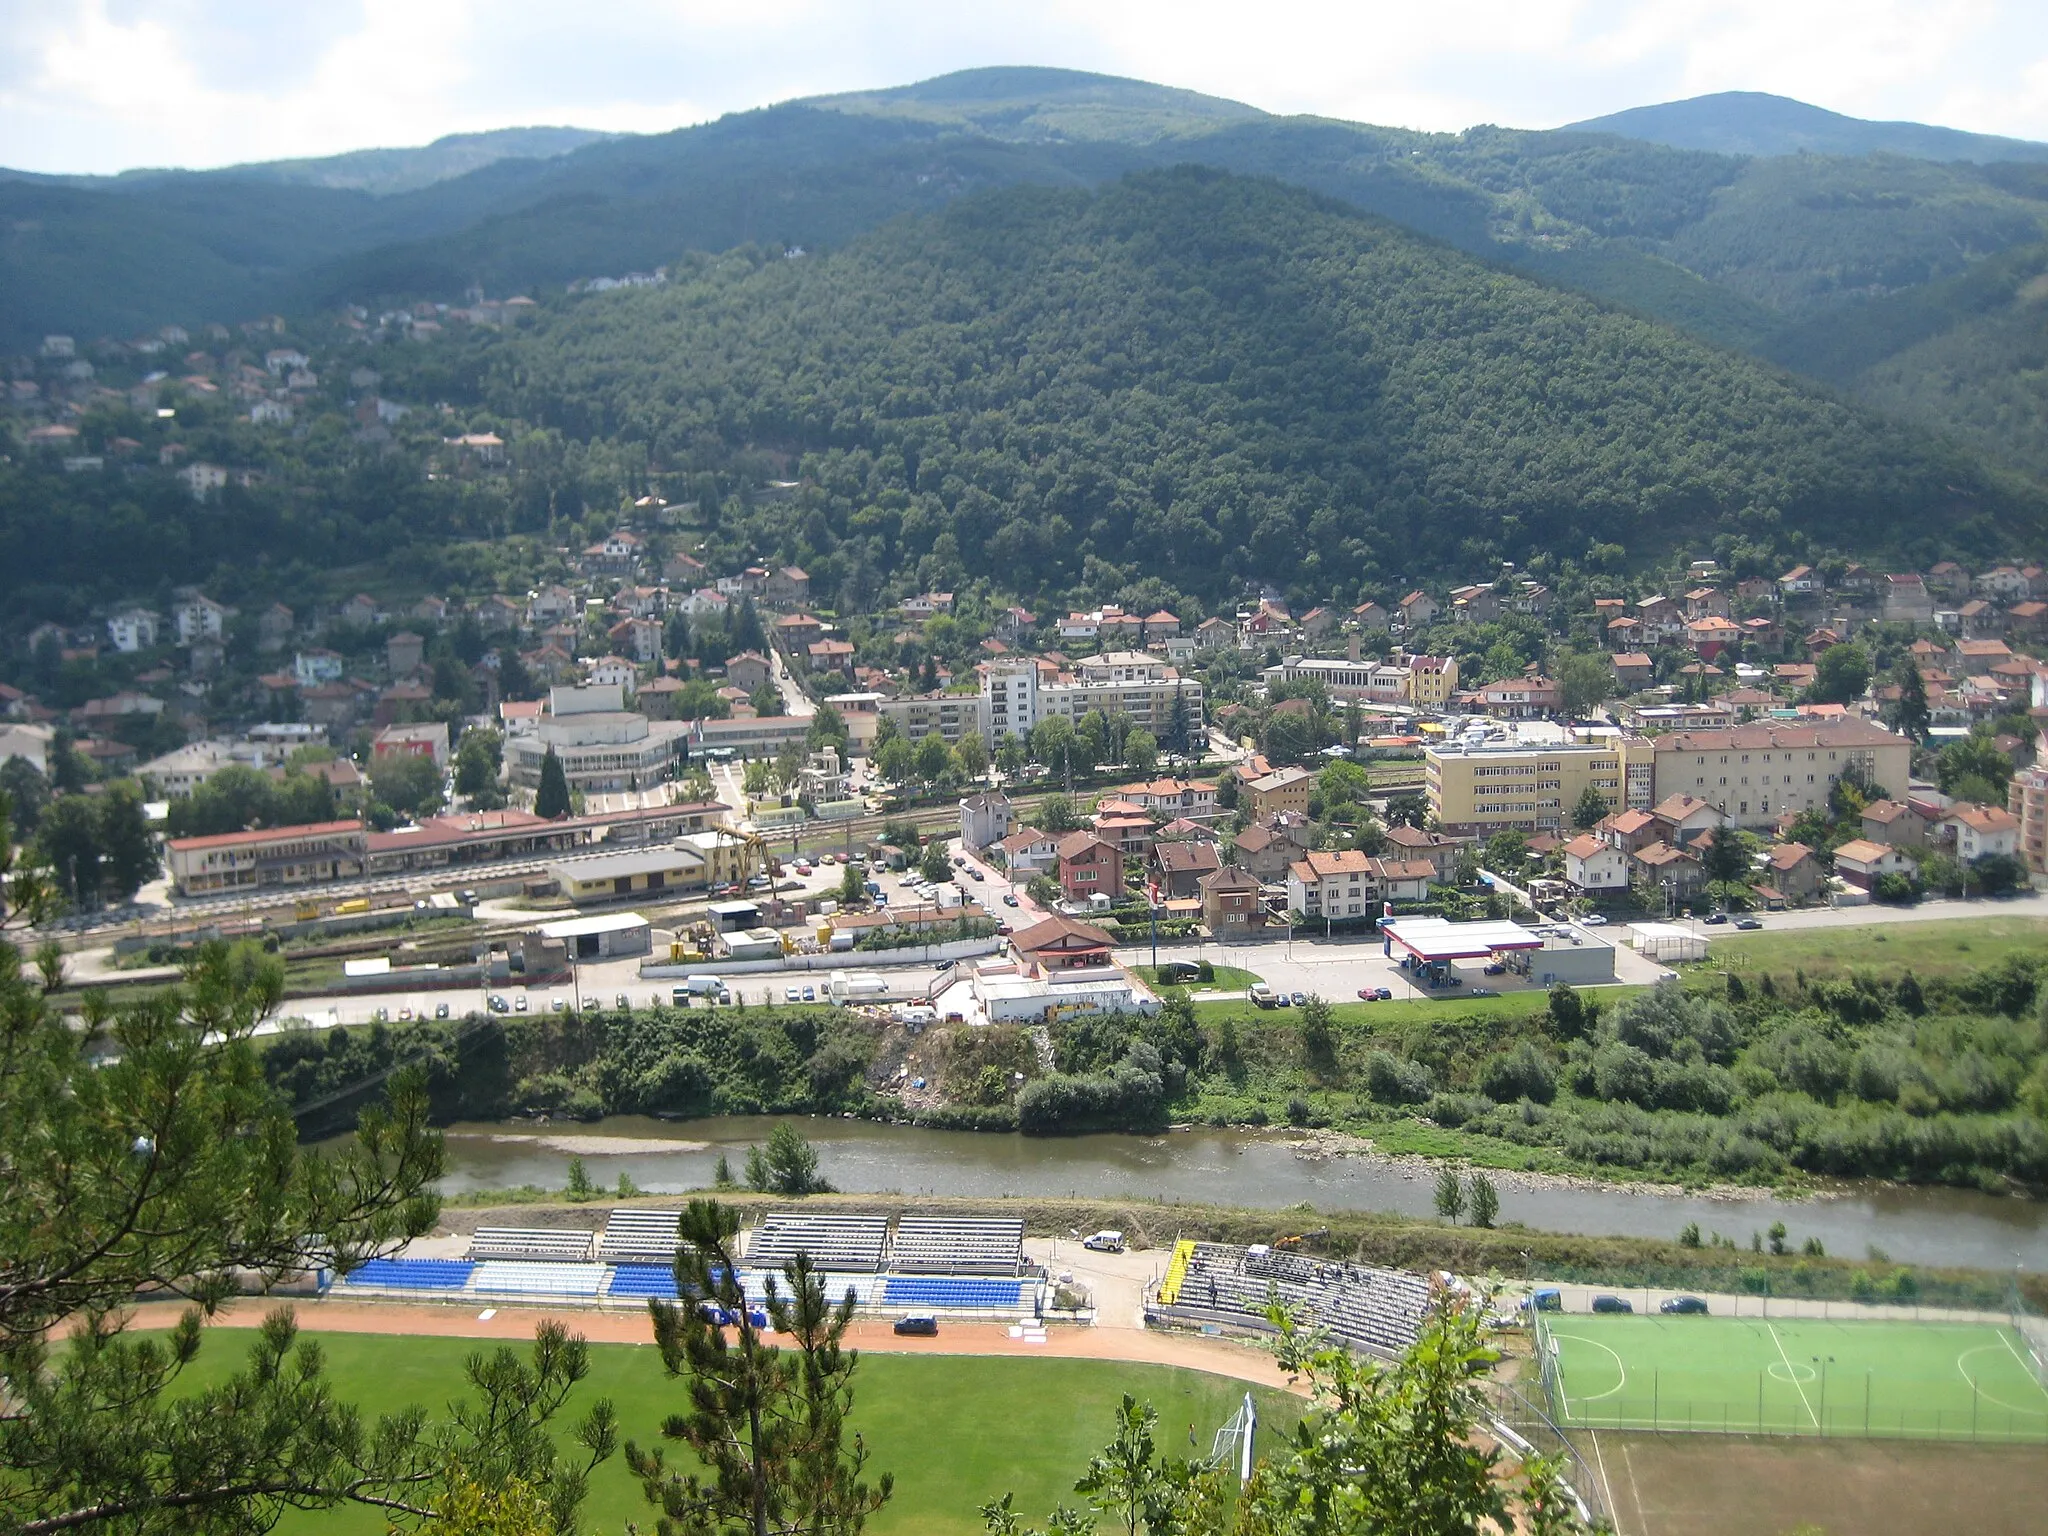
5, 0, 2048, 175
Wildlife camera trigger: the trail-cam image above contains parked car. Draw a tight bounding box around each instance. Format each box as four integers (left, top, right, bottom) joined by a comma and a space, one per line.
1591, 1295, 1634, 1314
969, 869, 985, 881
488, 994, 508, 1013
1660, 1295, 1709, 1315
616, 992, 630, 1009
1703, 912, 1728, 925
1483, 962, 1507, 975
1736, 917, 1764, 930
1524, 1288, 1563, 1312
1374, 987, 1393, 1000
549, 997, 566, 1013
435, 1002, 451, 1019
1578, 913, 1607, 926
1002, 893, 1019, 906
801, 985, 816, 1002
514, 995, 528, 1012
785, 986, 802, 1003
1083, 1229, 1126, 1252
892, 1314, 939, 1336
1357, 987, 1379, 1000
1289, 991, 1308, 1007
995, 922, 1012, 935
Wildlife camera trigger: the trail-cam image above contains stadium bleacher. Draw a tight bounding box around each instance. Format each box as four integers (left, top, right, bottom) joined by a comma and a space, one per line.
472, 1260, 608, 1297
745, 1211, 889, 1271
342, 1258, 475, 1291
466, 1227, 596, 1262
889, 1216, 1025, 1275
598, 1208, 683, 1264
606, 1263, 680, 1299
881, 1276, 1026, 1310
1151, 1242, 1431, 1358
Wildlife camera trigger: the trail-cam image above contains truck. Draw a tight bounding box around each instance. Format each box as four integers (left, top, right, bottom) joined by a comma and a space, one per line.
1248, 983, 1278, 1009
828, 969, 891, 1004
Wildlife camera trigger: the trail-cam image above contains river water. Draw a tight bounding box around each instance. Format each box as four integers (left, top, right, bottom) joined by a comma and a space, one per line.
417, 1115, 2048, 1272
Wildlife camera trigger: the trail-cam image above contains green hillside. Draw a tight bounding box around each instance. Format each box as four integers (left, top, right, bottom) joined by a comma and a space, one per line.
416, 168, 2040, 600
1568, 90, 2048, 165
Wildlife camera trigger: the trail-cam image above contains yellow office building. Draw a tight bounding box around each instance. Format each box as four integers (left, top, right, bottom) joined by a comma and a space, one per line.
1426, 724, 1656, 837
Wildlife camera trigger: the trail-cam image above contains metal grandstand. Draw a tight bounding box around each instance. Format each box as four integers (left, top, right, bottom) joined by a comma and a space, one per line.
339, 1207, 1041, 1318
597, 1208, 683, 1264
1147, 1240, 1433, 1359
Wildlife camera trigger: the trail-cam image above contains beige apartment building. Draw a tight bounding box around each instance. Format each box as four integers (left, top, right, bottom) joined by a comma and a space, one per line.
1650, 719, 1910, 829
1426, 724, 1655, 837
876, 690, 986, 745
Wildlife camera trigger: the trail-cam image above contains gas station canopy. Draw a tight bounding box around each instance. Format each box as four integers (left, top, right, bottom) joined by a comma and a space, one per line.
1380, 917, 1544, 963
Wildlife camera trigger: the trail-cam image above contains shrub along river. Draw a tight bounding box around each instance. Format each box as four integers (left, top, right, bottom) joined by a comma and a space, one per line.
410, 1115, 2048, 1272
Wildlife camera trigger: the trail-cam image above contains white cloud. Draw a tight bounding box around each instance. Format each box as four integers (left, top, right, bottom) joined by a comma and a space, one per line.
2, 0, 2046, 173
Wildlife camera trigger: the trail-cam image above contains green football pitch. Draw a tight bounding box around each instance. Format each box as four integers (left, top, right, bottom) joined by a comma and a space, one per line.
1543, 1314, 2048, 1442
162, 1329, 1297, 1536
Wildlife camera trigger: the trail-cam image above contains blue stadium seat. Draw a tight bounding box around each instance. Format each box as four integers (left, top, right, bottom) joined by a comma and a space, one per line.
607, 1264, 681, 1299
343, 1259, 475, 1290
881, 1276, 1025, 1309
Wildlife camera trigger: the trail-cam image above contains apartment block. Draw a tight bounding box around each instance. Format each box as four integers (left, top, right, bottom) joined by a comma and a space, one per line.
1425, 723, 1654, 836
877, 690, 986, 745
979, 652, 1201, 746
1650, 719, 1910, 829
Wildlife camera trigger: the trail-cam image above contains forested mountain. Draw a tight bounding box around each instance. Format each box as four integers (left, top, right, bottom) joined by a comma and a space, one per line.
14, 68, 2048, 495
1568, 91, 2048, 165
391, 169, 2042, 603
167, 127, 615, 194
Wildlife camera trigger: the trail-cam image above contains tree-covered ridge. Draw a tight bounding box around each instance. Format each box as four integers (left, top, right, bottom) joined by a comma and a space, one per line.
454, 167, 2042, 602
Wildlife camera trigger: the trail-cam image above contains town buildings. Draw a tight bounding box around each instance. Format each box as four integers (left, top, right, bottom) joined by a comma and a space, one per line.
1649, 719, 1910, 829
1425, 723, 1654, 837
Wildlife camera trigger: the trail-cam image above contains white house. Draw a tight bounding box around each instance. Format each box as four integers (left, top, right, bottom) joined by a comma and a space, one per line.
998, 826, 1058, 878
585, 656, 639, 695
959, 791, 1013, 850
107, 608, 160, 653
179, 462, 228, 499
175, 594, 232, 645
294, 649, 345, 687
1562, 833, 1631, 893
250, 399, 293, 425
1943, 804, 2020, 863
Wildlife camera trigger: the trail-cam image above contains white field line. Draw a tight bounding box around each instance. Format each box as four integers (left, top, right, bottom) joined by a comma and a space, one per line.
1766, 1323, 1821, 1430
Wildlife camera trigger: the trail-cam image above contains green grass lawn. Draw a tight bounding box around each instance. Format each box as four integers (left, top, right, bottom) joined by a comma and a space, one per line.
167, 1329, 1296, 1536
1136, 964, 1263, 991
1191, 990, 1558, 1029
1545, 1314, 2048, 1441
1709, 915, 2048, 980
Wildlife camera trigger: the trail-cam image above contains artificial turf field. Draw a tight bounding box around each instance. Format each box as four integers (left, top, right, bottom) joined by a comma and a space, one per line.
166, 1329, 1298, 1536
1544, 1314, 2048, 1442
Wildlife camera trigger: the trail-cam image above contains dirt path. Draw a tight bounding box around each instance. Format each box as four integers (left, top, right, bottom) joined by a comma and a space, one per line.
118, 1297, 1305, 1393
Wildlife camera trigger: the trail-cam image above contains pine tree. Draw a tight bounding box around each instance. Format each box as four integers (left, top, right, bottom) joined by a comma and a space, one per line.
535, 747, 571, 819
628, 1200, 892, 1536
1890, 660, 1930, 744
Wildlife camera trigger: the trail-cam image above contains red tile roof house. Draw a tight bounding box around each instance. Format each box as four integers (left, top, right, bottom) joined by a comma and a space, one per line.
1150, 838, 1222, 900
999, 826, 1059, 878
1832, 838, 1915, 892
1056, 831, 1126, 903
1010, 912, 1117, 973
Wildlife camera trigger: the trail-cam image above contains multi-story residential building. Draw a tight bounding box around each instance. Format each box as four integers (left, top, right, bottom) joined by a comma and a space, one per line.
1425, 723, 1654, 837
174, 593, 232, 644
2009, 764, 2048, 876
1056, 831, 1124, 902
978, 653, 1201, 746
1244, 765, 1315, 818
107, 608, 159, 652
1649, 719, 1911, 829
1406, 655, 1458, 709
878, 690, 986, 745
1285, 851, 1434, 923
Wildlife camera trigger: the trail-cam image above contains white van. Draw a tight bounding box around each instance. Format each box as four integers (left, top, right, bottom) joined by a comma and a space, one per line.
1082, 1230, 1125, 1253
682, 974, 724, 997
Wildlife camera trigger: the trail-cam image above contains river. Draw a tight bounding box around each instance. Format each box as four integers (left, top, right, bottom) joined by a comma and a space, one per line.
411, 1115, 2048, 1272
